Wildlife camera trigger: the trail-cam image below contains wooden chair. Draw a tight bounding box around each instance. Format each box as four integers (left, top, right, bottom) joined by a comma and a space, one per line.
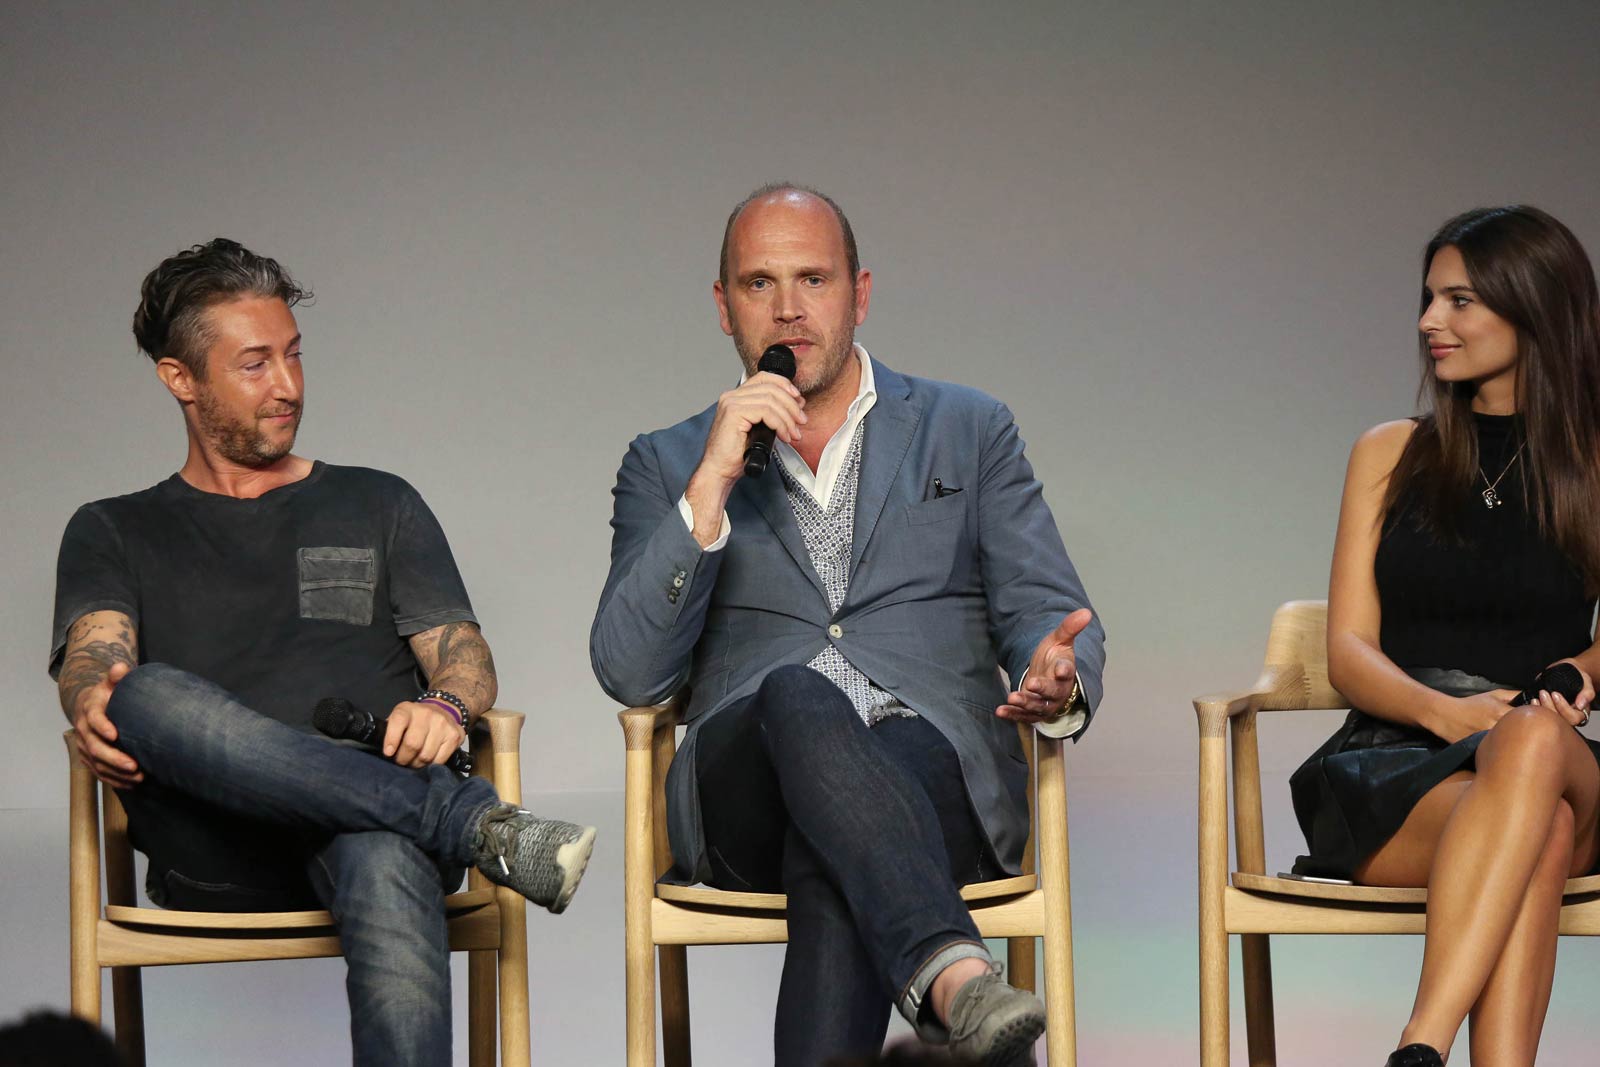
66, 708, 533, 1067
1195, 599, 1600, 1066
620, 697, 1077, 1066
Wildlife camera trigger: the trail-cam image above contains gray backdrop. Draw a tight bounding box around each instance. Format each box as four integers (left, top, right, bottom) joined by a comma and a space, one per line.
4, 1, 1599, 1062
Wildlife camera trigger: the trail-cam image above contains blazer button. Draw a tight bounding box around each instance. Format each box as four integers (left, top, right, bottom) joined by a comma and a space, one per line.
672, 575, 685, 588
828, 624, 843, 638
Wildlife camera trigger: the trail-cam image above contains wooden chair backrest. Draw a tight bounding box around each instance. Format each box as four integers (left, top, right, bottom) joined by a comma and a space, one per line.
1254, 600, 1349, 712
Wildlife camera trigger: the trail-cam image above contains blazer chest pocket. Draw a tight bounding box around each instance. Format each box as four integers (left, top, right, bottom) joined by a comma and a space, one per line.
904, 492, 967, 526
898, 493, 974, 589
298, 547, 376, 626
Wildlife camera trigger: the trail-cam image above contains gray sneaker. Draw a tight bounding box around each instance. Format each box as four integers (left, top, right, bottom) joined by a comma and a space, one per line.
946, 973, 1045, 1066
470, 804, 596, 914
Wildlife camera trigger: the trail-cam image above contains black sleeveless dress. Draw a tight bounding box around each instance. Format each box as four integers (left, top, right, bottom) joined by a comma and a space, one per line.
1290, 413, 1599, 879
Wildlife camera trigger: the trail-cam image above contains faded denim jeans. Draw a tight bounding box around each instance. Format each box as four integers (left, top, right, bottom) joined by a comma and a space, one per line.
106, 663, 499, 1067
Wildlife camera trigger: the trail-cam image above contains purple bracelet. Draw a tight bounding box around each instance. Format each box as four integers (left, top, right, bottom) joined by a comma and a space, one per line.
418, 696, 466, 728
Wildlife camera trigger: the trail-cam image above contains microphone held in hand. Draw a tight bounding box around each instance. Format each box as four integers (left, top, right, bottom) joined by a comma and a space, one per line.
313, 697, 475, 774
743, 344, 798, 478
1512, 662, 1585, 708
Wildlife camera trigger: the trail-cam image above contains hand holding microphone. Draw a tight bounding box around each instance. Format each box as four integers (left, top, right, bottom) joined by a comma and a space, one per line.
314, 697, 475, 774
683, 344, 804, 546
741, 344, 799, 476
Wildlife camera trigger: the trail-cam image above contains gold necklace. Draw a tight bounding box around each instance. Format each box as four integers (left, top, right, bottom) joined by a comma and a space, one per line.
1478, 442, 1526, 510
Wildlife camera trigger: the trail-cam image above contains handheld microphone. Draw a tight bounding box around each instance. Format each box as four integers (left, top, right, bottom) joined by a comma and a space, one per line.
1512, 662, 1585, 709
743, 344, 798, 478
314, 697, 475, 774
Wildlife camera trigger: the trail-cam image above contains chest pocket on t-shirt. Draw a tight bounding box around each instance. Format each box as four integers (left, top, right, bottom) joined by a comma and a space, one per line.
298, 547, 376, 626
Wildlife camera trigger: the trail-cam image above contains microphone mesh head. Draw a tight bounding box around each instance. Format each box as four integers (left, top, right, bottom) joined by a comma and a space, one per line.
313, 697, 357, 738
758, 344, 796, 380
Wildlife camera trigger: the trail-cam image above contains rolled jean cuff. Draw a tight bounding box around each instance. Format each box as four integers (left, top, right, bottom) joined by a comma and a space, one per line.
898, 938, 994, 1038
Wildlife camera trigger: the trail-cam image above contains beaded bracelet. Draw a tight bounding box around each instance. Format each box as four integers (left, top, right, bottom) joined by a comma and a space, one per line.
418, 689, 469, 728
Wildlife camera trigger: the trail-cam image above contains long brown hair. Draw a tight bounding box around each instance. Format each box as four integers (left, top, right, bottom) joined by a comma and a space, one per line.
1382, 206, 1600, 590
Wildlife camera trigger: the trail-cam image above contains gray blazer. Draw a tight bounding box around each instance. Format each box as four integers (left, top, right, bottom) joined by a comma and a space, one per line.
590, 360, 1105, 882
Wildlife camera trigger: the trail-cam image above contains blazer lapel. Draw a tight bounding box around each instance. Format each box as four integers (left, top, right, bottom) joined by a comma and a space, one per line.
850, 363, 922, 578
730, 459, 828, 602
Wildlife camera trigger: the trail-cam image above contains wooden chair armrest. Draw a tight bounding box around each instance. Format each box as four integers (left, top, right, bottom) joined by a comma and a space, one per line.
618, 703, 685, 752
1193, 688, 1262, 721
1196, 675, 1344, 726
468, 708, 525, 799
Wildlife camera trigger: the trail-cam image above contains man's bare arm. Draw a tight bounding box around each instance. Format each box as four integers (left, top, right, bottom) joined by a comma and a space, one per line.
59, 611, 138, 721
381, 621, 498, 769
409, 620, 498, 723
59, 610, 143, 787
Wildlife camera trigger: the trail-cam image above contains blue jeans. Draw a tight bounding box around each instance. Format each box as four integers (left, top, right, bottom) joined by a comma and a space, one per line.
695, 666, 1000, 1066
106, 664, 500, 1067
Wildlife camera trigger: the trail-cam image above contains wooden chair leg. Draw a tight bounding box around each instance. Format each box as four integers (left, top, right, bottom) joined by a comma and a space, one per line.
1241, 933, 1277, 1066
68, 938, 100, 1027
1007, 936, 1037, 994
659, 944, 691, 1066
109, 967, 145, 1067
623, 733, 661, 1067
1197, 705, 1231, 1067
624, 922, 657, 1067
497, 891, 531, 1067
1041, 904, 1075, 1067
1198, 921, 1229, 1067
468, 948, 496, 1067
66, 742, 102, 1027
1037, 741, 1075, 1067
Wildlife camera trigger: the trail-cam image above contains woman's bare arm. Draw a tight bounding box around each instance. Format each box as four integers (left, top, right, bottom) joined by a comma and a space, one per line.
1326, 421, 1515, 742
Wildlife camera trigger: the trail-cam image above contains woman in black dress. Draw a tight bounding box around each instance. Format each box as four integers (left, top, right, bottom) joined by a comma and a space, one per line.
1291, 206, 1600, 1067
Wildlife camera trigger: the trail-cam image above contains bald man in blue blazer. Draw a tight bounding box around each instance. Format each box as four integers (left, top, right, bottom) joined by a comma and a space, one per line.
591, 184, 1104, 1067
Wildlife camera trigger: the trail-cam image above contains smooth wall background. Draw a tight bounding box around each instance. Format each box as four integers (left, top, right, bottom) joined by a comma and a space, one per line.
5, 2, 1599, 1062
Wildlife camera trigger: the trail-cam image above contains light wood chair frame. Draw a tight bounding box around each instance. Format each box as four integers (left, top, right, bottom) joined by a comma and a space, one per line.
1196, 599, 1600, 1067
620, 696, 1077, 1066
66, 708, 533, 1067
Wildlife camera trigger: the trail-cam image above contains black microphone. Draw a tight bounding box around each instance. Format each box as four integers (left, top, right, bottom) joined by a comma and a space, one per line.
742, 344, 798, 478
1512, 662, 1585, 708
314, 697, 475, 774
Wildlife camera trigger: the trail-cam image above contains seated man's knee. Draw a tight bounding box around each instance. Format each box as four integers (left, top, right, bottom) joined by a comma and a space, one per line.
104, 663, 196, 726
755, 665, 858, 730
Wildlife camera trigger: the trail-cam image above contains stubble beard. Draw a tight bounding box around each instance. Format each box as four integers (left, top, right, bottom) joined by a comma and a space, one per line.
733, 315, 857, 400
194, 388, 301, 467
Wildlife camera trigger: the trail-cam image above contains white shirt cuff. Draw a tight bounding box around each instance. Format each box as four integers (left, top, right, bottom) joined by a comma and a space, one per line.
1016, 666, 1090, 739
1034, 707, 1089, 739
678, 494, 731, 552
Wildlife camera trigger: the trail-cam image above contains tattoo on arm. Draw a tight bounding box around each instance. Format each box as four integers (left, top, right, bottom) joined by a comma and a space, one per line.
58, 612, 138, 720
412, 621, 498, 720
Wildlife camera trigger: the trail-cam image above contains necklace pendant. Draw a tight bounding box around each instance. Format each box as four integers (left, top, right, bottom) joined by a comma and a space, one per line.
1483, 487, 1502, 509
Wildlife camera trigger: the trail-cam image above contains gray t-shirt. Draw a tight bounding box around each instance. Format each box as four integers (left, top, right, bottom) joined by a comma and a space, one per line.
51, 462, 476, 732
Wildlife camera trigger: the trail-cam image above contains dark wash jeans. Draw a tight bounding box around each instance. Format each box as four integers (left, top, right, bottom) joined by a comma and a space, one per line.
105, 664, 499, 1067
695, 665, 1000, 1066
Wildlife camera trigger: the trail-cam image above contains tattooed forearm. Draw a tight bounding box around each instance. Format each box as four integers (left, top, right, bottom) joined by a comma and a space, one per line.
58, 611, 138, 720
412, 621, 498, 720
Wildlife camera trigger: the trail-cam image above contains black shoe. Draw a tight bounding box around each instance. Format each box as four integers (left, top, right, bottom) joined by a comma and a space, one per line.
1385, 1044, 1443, 1067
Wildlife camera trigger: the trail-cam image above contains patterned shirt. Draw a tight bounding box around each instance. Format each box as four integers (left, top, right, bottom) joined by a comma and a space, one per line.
777, 421, 916, 727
